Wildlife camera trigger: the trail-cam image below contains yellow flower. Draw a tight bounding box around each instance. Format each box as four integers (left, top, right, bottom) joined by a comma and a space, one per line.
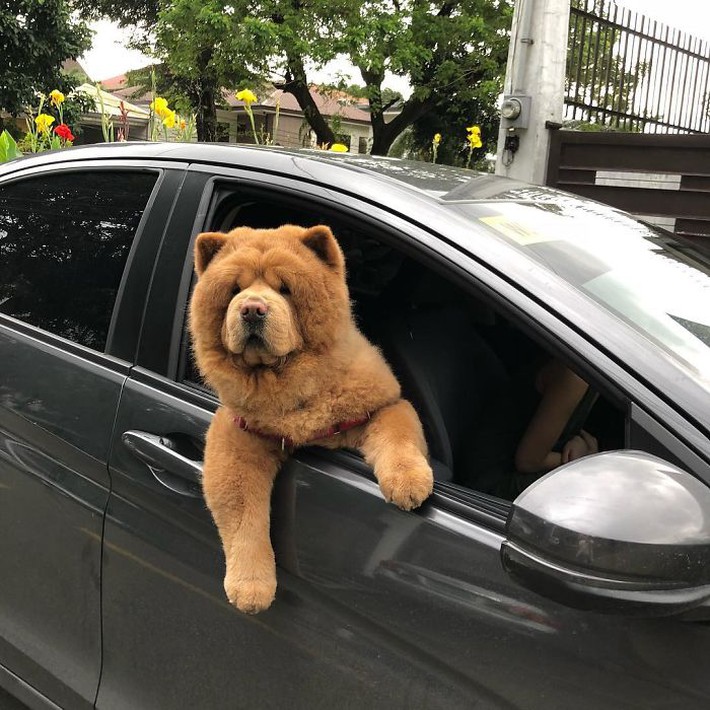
329, 143, 348, 152
433, 133, 441, 144
49, 90, 65, 107
162, 109, 176, 129
466, 124, 482, 149
236, 89, 257, 106
151, 97, 170, 118
35, 114, 55, 134
179, 119, 187, 130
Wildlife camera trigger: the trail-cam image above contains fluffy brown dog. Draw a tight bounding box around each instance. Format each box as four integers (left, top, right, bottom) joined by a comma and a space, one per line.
189, 224, 434, 613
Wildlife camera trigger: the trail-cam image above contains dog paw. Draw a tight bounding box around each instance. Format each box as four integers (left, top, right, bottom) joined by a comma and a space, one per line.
224, 575, 276, 614
378, 459, 434, 511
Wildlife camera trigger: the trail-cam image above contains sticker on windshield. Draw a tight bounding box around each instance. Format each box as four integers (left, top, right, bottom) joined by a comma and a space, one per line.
480, 215, 554, 245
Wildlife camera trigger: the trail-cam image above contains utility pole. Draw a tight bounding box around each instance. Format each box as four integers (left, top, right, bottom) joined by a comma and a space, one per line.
495, 0, 571, 185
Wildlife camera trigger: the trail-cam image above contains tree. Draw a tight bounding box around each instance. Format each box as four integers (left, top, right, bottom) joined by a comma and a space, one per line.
405, 79, 502, 168
247, 0, 513, 154
75, 0, 512, 153
0, 1, 92, 122
74, 0, 266, 141
342, 0, 512, 155
69, 0, 159, 45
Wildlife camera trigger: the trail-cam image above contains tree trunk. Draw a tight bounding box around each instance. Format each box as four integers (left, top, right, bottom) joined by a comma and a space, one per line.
361, 67, 437, 156
192, 50, 218, 142
195, 82, 217, 142
370, 98, 437, 155
279, 54, 336, 147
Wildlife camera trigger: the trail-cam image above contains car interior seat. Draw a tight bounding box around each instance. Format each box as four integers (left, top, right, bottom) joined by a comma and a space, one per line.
359, 261, 510, 484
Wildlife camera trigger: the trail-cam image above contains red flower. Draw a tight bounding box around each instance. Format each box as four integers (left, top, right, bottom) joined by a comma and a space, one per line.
54, 124, 75, 142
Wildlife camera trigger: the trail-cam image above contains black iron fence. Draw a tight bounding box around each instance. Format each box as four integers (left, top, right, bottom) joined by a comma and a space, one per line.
566, 0, 710, 133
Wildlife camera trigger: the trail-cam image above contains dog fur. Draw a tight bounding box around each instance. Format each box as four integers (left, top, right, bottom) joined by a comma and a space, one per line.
189, 224, 434, 613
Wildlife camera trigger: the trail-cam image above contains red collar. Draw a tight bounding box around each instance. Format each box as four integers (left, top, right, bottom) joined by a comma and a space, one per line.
232, 412, 370, 450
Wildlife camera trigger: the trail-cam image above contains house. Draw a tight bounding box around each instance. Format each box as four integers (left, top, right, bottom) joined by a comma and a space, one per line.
0, 61, 149, 145
96, 73, 376, 152
72, 83, 150, 143
225, 87, 374, 153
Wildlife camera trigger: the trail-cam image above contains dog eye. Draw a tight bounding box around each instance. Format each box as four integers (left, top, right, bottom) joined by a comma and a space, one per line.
231, 286, 241, 297
279, 283, 291, 296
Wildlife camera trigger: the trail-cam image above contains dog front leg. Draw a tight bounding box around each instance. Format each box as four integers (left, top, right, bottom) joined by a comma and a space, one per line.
202, 407, 285, 614
360, 399, 434, 511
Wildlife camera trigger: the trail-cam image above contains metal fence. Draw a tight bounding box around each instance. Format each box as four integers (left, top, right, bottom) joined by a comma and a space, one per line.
566, 0, 710, 133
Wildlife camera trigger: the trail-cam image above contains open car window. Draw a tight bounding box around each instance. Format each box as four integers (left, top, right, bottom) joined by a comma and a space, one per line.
178, 185, 626, 500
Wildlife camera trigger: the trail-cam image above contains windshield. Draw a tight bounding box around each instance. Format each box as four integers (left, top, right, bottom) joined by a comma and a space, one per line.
456, 196, 710, 386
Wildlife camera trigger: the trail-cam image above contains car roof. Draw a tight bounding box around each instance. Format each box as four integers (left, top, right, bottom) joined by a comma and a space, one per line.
0, 141, 558, 204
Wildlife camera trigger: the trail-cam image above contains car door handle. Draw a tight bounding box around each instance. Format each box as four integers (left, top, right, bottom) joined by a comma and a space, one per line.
122, 430, 203, 498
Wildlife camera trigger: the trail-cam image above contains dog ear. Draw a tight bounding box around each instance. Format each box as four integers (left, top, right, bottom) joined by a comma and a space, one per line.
194, 232, 229, 276
300, 225, 344, 272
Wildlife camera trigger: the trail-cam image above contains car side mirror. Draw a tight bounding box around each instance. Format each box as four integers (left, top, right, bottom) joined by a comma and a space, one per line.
501, 451, 710, 617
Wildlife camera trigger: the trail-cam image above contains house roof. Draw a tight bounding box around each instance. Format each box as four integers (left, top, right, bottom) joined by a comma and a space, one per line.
100, 74, 129, 92
62, 59, 93, 83
74, 83, 149, 120
96, 74, 150, 105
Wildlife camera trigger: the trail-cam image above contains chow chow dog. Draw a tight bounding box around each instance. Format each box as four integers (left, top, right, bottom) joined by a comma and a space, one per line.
189, 224, 434, 613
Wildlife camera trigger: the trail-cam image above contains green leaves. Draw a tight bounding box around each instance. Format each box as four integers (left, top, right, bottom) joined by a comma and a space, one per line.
0, 130, 21, 163
0, 1, 91, 117
78, 0, 513, 154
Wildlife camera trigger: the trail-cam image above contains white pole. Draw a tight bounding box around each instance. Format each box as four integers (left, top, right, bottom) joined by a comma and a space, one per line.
495, 0, 571, 185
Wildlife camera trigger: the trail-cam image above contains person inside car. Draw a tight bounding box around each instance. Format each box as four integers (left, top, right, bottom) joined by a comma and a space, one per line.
468, 356, 599, 498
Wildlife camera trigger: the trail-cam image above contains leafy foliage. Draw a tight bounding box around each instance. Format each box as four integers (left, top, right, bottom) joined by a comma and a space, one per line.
406, 82, 501, 168
70, 0, 159, 28
0, 130, 21, 162
132, 1, 273, 140
0, 1, 91, 117
79, 0, 512, 153
241, 0, 514, 154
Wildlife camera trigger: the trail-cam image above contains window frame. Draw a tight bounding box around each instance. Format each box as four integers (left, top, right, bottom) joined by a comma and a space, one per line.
137, 163, 710, 517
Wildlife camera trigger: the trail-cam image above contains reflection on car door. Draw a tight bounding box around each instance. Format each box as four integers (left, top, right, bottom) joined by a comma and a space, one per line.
98, 171, 710, 710
0, 166, 161, 709
100, 368, 521, 709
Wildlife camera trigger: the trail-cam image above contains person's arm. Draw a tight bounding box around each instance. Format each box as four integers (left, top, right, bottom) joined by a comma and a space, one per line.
514, 361, 592, 474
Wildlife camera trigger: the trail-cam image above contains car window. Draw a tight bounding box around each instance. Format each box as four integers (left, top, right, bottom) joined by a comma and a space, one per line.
0, 169, 158, 350
177, 186, 626, 499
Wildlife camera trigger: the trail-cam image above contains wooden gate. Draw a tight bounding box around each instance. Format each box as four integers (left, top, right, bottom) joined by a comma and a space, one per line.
546, 130, 710, 248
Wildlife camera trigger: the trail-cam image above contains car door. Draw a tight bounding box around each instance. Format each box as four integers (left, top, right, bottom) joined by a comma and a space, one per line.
0, 160, 184, 709
98, 166, 710, 710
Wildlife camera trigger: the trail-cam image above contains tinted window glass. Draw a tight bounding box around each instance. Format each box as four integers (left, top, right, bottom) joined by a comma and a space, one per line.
0, 170, 158, 350
460, 198, 710, 388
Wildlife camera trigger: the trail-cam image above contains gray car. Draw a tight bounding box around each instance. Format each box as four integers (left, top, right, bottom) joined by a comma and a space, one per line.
1, 143, 709, 710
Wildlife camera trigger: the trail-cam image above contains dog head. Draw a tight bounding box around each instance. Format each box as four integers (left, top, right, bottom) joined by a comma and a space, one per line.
189, 224, 350, 378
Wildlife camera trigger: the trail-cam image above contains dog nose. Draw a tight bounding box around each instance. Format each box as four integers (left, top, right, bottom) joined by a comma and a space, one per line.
240, 300, 268, 323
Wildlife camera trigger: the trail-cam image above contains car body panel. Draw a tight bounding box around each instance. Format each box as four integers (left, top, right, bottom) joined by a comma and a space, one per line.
0, 324, 119, 710
1, 145, 710, 709
100, 376, 710, 710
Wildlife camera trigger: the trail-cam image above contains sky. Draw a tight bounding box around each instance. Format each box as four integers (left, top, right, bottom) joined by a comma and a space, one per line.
79, 1, 710, 85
